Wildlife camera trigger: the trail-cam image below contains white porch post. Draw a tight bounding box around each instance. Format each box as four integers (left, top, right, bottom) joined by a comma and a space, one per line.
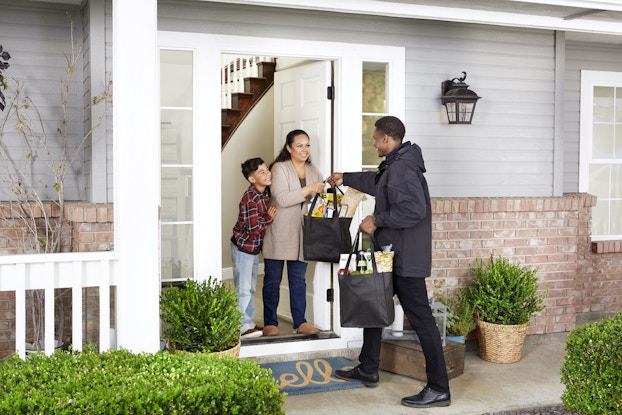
112, 0, 160, 353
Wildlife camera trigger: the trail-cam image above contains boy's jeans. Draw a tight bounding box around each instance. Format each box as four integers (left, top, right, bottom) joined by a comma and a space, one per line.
231, 242, 259, 333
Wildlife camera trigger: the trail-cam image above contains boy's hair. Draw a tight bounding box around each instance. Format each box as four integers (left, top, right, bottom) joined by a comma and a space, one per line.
241, 157, 265, 180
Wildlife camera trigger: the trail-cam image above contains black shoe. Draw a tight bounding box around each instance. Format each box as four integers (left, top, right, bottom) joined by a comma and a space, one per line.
401, 387, 451, 408
335, 365, 379, 388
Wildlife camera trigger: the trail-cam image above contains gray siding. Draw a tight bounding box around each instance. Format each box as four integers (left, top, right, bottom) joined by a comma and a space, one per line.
563, 41, 622, 193
0, 1, 85, 201
158, 0, 556, 197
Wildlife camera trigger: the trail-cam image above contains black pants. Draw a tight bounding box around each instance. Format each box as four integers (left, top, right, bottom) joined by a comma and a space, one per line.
358, 275, 450, 393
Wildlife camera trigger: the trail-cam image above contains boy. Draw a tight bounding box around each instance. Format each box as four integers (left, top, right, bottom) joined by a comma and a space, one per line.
231, 158, 277, 339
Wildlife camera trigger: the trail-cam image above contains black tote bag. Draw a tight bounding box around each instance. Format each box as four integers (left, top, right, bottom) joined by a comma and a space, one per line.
303, 187, 352, 263
339, 233, 395, 328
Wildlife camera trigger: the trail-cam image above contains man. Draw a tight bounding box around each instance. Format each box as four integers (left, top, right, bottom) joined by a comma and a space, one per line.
327, 116, 450, 409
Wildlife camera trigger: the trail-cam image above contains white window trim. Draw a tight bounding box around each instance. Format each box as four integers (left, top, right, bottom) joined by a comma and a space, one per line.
579, 70, 622, 241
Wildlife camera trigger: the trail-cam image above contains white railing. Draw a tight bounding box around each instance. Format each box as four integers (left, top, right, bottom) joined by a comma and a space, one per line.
221, 55, 274, 109
0, 252, 118, 359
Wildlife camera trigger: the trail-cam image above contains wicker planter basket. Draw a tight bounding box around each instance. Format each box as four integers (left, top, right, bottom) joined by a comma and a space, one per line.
213, 341, 241, 359
476, 319, 529, 363
168, 340, 241, 359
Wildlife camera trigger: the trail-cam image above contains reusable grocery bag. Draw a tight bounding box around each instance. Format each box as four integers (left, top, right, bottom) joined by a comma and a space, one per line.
303, 187, 352, 263
338, 233, 395, 328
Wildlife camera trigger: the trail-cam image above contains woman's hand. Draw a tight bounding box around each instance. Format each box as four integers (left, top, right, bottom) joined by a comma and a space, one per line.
302, 181, 325, 197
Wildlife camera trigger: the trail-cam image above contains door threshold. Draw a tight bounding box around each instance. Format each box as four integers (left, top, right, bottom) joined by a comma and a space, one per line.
242, 331, 338, 345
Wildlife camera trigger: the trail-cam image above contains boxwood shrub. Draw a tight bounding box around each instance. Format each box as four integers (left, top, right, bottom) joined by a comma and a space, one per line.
561, 311, 622, 415
0, 345, 284, 415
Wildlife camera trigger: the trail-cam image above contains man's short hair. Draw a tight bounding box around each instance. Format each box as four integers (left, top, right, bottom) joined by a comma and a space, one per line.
375, 116, 405, 140
241, 157, 264, 179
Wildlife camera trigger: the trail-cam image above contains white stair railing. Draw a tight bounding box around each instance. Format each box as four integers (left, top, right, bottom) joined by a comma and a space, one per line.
221, 55, 275, 110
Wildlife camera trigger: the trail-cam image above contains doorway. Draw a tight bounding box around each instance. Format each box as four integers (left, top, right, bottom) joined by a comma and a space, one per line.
221, 56, 335, 342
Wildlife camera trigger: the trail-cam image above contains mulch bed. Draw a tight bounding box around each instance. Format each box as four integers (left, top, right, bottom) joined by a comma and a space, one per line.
487, 405, 584, 415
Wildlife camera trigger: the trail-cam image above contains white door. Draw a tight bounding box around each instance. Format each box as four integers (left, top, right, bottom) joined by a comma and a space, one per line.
273, 60, 334, 330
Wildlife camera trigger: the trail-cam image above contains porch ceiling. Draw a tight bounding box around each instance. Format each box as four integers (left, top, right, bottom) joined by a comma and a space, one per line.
202, 0, 622, 43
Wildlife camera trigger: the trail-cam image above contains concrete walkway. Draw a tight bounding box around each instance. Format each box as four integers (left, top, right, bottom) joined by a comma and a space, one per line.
283, 336, 567, 415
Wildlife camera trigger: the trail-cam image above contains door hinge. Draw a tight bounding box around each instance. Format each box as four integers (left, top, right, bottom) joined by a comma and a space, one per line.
327, 86, 335, 100
326, 288, 334, 302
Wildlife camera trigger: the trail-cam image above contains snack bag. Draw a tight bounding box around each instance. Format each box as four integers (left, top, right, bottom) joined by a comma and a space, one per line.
373, 251, 394, 272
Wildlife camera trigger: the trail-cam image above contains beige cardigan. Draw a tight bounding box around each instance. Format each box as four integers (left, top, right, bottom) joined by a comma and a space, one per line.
262, 160, 324, 261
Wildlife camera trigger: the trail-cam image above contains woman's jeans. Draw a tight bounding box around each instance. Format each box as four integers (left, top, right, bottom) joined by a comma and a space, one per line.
262, 258, 308, 330
231, 242, 259, 333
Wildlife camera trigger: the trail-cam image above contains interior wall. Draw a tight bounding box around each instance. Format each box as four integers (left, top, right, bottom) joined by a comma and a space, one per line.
221, 88, 275, 269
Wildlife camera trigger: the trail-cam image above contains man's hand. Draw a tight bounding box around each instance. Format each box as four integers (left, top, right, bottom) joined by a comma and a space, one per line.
359, 215, 377, 234
326, 173, 343, 187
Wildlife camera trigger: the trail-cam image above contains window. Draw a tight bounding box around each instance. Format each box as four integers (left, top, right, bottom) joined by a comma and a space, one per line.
580, 71, 622, 240
360, 62, 389, 249
160, 50, 195, 280
362, 62, 388, 169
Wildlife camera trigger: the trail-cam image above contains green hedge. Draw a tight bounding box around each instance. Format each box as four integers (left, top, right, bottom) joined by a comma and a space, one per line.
561, 312, 622, 415
0, 346, 284, 415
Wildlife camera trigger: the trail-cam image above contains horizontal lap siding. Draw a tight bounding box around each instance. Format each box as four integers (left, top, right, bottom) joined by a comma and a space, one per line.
159, 0, 556, 198
563, 41, 622, 193
0, 1, 84, 201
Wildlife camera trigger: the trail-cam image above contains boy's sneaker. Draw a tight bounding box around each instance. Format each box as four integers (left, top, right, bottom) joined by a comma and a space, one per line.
241, 326, 263, 339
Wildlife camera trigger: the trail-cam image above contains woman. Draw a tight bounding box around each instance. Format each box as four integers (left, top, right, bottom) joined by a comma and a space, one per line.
261, 129, 325, 336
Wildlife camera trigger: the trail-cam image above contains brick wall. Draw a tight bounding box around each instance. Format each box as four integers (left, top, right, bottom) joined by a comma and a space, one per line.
427, 193, 622, 335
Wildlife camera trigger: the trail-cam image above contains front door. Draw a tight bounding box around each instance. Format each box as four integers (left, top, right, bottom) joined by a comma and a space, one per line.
273, 60, 333, 331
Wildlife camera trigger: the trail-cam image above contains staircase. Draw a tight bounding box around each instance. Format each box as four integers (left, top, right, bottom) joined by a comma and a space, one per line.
221, 56, 276, 149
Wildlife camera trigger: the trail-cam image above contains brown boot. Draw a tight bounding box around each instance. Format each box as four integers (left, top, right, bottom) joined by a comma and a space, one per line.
295, 322, 320, 334
263, 325, 279, 336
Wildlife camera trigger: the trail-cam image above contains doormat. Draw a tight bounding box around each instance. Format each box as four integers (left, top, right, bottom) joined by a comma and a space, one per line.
260, 356, 365, 396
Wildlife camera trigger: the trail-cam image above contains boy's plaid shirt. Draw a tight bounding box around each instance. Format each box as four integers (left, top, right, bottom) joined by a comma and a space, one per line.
231, 185, 273, 255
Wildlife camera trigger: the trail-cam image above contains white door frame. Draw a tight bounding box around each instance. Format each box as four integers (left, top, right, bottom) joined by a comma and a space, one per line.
158, 31, 405, 358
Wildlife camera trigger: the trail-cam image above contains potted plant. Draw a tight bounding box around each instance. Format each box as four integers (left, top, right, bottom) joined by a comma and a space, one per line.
160, 277, 242, 356
436, 285, 476, 343
470, 255, 548, 363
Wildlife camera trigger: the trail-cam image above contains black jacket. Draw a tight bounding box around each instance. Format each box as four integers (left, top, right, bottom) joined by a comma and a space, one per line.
343, 142, 432, 277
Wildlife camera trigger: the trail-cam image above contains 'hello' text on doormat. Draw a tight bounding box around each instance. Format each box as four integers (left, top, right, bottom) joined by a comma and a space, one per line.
260, 357, 365, 396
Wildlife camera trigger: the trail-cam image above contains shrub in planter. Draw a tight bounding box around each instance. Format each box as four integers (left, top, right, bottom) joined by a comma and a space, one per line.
0, 345, 285, 414
470, 255, 548, 363
160, 277, 242, 353
561, 312, 622, 415
470, 255, 547, 326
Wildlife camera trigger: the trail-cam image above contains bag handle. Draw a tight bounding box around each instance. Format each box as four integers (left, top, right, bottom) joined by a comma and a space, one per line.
308, 185, 342, 220
343, 232, 380, 274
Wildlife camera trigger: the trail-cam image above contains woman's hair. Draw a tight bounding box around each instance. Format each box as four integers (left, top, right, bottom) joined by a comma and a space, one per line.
270, 129, 311, 169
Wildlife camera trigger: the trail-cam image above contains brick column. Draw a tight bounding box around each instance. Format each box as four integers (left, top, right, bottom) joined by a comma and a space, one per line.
65, 202, 114, 252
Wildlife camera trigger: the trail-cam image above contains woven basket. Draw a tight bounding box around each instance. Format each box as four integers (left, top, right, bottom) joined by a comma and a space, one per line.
476, 319, 528, 363
213, 341, 241, 359
168, 340, 241, 359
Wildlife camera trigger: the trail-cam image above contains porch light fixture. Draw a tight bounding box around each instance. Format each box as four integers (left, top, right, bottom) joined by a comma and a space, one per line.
441, 71, 481, 124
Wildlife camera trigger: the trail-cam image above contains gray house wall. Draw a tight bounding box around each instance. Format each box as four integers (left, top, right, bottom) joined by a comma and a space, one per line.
0, 1, 85, 202
158, 0, 564, 198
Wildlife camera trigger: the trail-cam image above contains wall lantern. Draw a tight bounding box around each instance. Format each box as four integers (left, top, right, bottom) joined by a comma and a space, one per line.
441, 71, 481, 124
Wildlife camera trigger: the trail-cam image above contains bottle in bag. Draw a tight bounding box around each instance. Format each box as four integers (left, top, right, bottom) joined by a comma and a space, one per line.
356, 250, 367, 272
